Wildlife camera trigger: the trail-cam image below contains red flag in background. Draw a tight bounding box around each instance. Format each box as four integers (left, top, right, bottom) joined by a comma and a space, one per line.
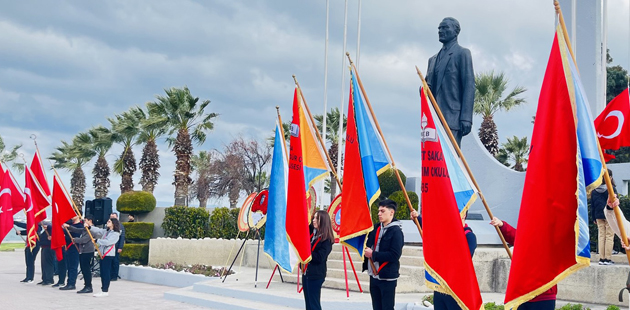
31, 150, 51, 197
51, 174, 77, 260
25, 166, 51, 249
0, 170, 16, 245
285, 88, 311, 264
594, 88, 630, 161
0, 165, 26, 215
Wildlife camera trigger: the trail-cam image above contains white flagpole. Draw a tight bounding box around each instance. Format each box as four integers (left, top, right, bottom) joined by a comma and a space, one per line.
321, 0, 330, 209
336, 0, 348, 178
356, 0, 362, 70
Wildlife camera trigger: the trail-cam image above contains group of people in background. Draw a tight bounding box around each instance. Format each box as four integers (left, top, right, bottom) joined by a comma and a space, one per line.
14, 212, 125, 298
302, 169, 625, 310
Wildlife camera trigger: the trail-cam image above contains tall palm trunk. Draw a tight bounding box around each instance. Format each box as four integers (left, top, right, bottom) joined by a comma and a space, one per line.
174, 128, 193, 206
120, 147, 136, 193
140, 139, 160, 193
478, 115, 499, 156
93, 155, 110, 199
328, 142, 339, 199
71, 167, 86, 210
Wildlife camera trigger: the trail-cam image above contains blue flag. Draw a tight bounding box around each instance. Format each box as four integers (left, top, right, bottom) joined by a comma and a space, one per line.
263, 121, 297, 272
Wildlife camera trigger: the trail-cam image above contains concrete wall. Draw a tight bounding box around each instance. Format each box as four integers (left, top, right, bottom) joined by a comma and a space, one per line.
149, 237, 276, 269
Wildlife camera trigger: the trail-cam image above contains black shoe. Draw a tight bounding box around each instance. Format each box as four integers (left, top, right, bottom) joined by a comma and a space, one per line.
77, 287, 93, 294
59, 285, 76, 291
51, 283, 63, 288
41, 282, 53, 286
36, 281, 46, 285
20, 278, 29, 283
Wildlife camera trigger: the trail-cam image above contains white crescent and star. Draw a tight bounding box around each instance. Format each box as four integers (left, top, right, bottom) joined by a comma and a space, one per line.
598, 110, 624, 139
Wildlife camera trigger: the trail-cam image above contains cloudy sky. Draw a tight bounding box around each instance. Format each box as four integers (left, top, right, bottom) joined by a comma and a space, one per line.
1, 0, 628, 209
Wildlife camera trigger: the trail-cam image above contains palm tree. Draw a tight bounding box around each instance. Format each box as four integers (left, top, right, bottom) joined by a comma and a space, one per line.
191, 151, 212, 208
474, 71, 526, 156
147, 86, 218, 206
0, 134, 24, 173
314, 108, 346, 199
86, 126, 113, 199
137, 107, 166, 193
109, 107, 143, 194
49, 134, 96, 209
500, 136, 529, 172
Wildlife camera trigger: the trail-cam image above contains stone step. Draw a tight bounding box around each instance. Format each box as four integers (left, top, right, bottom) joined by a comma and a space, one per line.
331, 244, 424, 258
165, 286, 302, 310
326, 255, 424, 269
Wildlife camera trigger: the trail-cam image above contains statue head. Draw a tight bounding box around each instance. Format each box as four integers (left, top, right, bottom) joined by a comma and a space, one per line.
438, 17, 460, 44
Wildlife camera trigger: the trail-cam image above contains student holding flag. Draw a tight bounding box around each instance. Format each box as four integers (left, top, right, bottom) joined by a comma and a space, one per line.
363, 199, 404, 310
490, 217, 556, 310
302, 210, 334, 310
13, 220, 40, 283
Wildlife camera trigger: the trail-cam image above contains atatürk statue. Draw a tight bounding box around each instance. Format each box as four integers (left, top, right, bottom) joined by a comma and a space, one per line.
426, 17, 475, 147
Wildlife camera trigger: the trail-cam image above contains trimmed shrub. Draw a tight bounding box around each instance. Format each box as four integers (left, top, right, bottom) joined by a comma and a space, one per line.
606, 306, 620, 310
162, 206, 210, 239
557, 303, 590, 310
123, 222, 154, 240
378, 168, 407, 199
116, 191, 156, 214
120, 243, 149, 265
389, 191, 418, 221
208, 207, 239, 239
483, 302, 504, 310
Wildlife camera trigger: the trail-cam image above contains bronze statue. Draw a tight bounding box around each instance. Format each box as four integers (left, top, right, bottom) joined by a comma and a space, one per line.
426, 17, 475, 146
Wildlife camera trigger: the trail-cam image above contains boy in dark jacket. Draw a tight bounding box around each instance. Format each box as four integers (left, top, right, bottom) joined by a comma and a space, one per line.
363, 199, 404, 310
13, 221, 40, 283
38, 222, 55, 285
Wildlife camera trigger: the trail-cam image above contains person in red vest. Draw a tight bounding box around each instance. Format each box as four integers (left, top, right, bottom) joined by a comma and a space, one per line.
302, 210, 334, 310
490, 217, 556, 310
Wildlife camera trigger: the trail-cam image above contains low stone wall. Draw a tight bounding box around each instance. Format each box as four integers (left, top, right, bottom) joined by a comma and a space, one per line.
149, 239, 629, 306
149, 237, 275, 269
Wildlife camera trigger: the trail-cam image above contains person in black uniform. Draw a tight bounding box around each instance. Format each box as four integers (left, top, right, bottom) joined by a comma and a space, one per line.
13, 220, 40, 283
109, 213, 125, 281
302, 210, 334, 310
363, 199, 404, 310
38, 222, 55, 285
59, 216, 82, 291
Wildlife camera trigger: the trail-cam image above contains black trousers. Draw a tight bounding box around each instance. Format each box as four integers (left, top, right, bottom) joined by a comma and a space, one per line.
40, 247, 55, 283
65, 246, 79, 286
57, 247, 67, 284
100, 256, 114, 292
433, 291, 459, 310
24, 244, 40, 281
111, 250, 120, 278
369, 277, 397, 310
302, 276, 325, 310
518, 300, 555, 310
79, 253, 93, 287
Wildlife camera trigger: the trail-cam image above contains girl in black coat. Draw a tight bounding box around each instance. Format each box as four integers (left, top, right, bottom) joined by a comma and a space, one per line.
303, 210, 334, 310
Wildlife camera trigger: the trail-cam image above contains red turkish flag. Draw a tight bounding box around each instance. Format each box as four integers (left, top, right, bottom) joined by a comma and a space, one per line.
51, 174, 77, 260
595, 88, 630, 159
0, 164, 26, 215
31, 151, 51, 197
25, 166, 51, 249
0, 170, 16, 245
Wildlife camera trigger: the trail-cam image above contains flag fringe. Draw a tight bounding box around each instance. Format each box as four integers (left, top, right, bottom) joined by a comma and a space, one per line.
424, 262, 483, 310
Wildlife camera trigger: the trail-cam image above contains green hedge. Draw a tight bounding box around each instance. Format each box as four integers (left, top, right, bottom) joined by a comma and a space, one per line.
208, 207, 239, 239
378, 168, 407, 199
120, 243, 149, 265
162, 206, 210, 239
370, 191, 418, 224
116, 191, 156, 214
123, 222, 154, 240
